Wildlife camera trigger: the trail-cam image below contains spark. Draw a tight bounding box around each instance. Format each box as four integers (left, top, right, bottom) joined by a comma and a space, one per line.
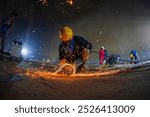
100, 31, 103, 35
37, 0, 74, 6
38, 0, 48, 6
66, 0, 74, 6
77, 6, 80, 10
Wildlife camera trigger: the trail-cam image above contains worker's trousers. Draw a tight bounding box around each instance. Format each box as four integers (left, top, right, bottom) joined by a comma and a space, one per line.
0, 34, 6, 52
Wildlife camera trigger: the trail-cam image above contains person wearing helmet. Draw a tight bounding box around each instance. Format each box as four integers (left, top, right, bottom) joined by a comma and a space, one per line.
104, 49, 109, 65
130, 50, 139, 64
0, 11, 18, 54
99, 46, 105, 65
58, 26, 92, 72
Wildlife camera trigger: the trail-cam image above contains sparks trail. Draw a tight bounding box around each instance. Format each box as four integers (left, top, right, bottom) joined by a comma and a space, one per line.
20, 51, 124, 78
24, 68, 122, 78
20, 58, 150, 79
66, 0, 74, 5
37, 0, 74, 6
37, 0, 48, 6
54, 63, 76, 75
19, 49, 150, 78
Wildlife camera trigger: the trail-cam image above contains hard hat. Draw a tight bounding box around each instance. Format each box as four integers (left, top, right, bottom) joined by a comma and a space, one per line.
59, 26, 74, 42
101, 46, 105, 50
130, 53, 133, 58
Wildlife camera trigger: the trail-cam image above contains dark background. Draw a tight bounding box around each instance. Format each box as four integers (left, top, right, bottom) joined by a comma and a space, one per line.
1, 0, 150, 61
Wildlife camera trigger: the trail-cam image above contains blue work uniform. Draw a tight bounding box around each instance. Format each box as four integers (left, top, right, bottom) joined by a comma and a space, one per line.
0, 17, 12, 51
130, 50, 139, 64
104, 49, 109, 65
59, 36, 92, 63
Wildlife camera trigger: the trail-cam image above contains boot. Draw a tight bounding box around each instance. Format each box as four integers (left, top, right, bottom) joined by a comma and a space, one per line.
77, 62, 85, 73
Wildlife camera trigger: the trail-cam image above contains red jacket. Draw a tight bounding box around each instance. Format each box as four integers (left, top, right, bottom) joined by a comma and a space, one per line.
99, 49, 105, 65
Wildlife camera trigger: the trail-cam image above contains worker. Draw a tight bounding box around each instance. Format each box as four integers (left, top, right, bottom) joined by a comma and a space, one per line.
99, 46, 105, 65
58, 26, 92, 72
130, 50, 139, 64
0, 11, 18, 54
108, 54, 120, 65
104, 49, 109, 65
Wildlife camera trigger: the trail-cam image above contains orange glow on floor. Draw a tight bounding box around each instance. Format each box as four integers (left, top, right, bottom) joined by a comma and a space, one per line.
24, 68, 121, 79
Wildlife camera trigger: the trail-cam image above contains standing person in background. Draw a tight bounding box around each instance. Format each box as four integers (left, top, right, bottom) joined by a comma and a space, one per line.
99, 46, 105, 65
0, 11, 18, 54
104, 49, 109, 65
130, 50, 139, 64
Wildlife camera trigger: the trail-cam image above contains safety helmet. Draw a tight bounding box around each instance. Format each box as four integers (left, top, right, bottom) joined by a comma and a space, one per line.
101, 46, 105, 50
59, 26, 74, 42
130, 53, 134, 58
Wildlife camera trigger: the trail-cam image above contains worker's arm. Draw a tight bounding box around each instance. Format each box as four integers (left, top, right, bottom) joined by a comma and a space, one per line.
76, 36, 92, 51
58, 44, 68, 65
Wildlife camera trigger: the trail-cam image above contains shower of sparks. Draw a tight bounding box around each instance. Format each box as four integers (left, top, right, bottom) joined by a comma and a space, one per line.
54, 63, 76, 75
37, 0, 74, 6
66, 0, 74, 6
24, 67, 122, 79
38, 0, 48, 6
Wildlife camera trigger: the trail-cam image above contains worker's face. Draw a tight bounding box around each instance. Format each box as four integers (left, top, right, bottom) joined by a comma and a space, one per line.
59, 31, 69, 42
